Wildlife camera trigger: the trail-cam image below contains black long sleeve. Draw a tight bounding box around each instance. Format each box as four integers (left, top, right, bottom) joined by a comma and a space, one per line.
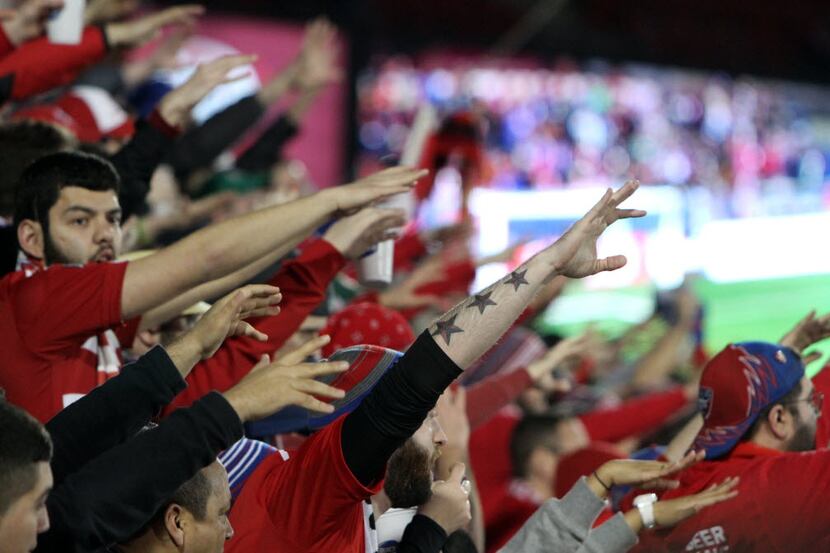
166, 94, 265, 183
37, 392, 243, 553
396, 514, 448, 553
109, 114, 180, 219
234, 114, 298, 172
341, 331, 462, 486
45, 346, 186, 487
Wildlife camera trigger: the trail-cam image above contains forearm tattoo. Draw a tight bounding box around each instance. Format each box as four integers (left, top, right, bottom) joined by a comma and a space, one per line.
429, 267, 536, 346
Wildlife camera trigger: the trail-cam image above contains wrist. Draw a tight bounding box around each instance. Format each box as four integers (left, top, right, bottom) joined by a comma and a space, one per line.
586, 472, 610, 500
165, 333, 203, 377
623, 509, 644, 534
222, 389, 250, 422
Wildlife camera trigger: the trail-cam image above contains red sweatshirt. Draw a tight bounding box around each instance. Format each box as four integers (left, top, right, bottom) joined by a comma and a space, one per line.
165, 240, 346, 413
0, 26, 108, 103
633, 443, 830, 553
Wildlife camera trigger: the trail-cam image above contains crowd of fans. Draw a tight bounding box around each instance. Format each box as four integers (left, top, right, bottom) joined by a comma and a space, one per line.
1, 2, 829, 553
358, 58, 830, 220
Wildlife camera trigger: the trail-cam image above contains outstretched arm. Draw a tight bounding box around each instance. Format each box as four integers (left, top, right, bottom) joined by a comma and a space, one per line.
429, 181, 645, 369
342, 181, 646, 487
121, 166, 425, 319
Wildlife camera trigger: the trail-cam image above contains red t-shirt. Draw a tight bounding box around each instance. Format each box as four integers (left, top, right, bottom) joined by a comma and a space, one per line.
633, 443, 830, 553
227, 415, 383, 552
0, 262, 134, 421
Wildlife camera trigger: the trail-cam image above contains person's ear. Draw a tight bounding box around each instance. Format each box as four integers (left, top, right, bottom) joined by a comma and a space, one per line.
17, 219, 44, 260
766, 404, 794, 441
163, 504, 186, 548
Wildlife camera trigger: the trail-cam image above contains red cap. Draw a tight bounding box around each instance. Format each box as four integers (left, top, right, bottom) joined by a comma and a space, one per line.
320, 302, 415, 357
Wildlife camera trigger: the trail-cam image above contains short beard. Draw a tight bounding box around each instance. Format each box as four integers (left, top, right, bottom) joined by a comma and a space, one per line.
42, 230, 73, 266
787, 419, 816, 453
384, 439, 435, 508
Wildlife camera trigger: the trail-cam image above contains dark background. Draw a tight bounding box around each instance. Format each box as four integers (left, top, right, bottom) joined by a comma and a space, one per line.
177, 0, 830, 176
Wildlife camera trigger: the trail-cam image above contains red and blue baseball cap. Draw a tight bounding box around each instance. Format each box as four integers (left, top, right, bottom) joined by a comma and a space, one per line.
245, 345, 403, 437
692, 342, 804, 459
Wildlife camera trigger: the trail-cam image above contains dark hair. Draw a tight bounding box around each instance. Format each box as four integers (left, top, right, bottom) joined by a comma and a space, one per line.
0, 121, 72, 217
12, 150, 121, 231
743, 380, 803, 442
166, 468, 212, 520
509, 414, 563, 479
0, 400, 53, 515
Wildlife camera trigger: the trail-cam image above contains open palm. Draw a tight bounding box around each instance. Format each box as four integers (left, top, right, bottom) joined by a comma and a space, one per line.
548, 180, 646, 279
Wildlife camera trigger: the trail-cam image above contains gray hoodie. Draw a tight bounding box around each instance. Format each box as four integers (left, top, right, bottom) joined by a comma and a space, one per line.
498, 477, 639, 553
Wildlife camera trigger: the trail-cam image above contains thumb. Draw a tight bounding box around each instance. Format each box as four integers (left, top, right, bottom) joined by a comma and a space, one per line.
249, 354, 271, 373
595, 255, 627, 273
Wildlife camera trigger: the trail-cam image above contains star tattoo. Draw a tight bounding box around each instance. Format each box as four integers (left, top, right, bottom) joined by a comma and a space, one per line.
431, 315, 464, 345
468, 291, 497, 314
504, 269, 529, 291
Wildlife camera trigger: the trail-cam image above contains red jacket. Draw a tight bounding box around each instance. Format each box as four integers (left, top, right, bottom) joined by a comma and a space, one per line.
165, 239, 346, 413
633, 442, 830, 553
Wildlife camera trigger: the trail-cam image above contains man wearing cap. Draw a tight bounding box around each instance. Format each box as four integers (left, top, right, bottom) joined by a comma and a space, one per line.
632, 311, 830, 552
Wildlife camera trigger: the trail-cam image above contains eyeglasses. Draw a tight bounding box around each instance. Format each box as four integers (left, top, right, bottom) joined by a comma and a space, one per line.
783, 390, 824, 416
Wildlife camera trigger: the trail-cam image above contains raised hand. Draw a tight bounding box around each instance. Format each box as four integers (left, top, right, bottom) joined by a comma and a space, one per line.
294, 17, 341, 91
157, 53, 256, 127
188, 284, 282, 359
780, 310, 830, 356
164, 284, 280, 377
526, 332, 592, 392
652, 477, 739, 528
222, 356, 349, 422
105, 5, 204, 49
323, 207, 406, 260
329, 166, 428, 215
544, 180, 646, 279
418, 462, 472, 534
275, 334, 331, 365
591, 450, 706, 494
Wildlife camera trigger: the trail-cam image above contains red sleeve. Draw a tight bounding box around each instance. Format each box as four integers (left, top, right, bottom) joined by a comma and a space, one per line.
13, 262, 127, 352
0, 26, 107, 101
466, 369, 533, 430
393, 231, 428, 272
579, 387, 689, 443
164, 240, 346, 413
114, 316, 142, 349
0, 24, 15, 58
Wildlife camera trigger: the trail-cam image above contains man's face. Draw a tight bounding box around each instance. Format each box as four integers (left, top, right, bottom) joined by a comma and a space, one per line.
384, 411, 447, 508
0, 462, 52, 553
181, 463, 233, 553
786, 377, 820, 453
44, 186, 122, 265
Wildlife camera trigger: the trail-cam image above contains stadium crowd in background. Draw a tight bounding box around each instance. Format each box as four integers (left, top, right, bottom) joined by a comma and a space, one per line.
0, 2, 829, 553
